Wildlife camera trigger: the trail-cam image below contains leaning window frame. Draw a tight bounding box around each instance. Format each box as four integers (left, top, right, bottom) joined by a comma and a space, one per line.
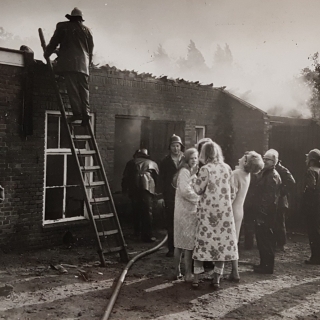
43, 111, 93, 225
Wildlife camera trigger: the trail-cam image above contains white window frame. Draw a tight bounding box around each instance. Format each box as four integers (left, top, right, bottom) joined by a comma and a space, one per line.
195, 126, 206, 144
43, 111, 94, 225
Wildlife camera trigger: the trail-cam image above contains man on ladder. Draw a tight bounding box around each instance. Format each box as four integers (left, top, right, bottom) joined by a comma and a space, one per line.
44, 7, 94, 126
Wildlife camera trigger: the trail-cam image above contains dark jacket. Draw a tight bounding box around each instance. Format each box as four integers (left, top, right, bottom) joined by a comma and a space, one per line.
45, 21, 94, 75
253, 167, 282, 227
159, 154, 184, 203
275, 162, 295, 208
122, 153, 159, 197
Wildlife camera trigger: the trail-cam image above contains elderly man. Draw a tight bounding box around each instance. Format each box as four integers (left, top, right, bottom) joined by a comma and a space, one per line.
253, 149, 281, 274
44, 8, 94, 126
159, 135, 185, 257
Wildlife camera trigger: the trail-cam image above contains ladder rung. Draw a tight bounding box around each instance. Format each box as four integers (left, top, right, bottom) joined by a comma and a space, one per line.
98, 229, 119, 237
76, 150, 96, 156
103, 246, 124, 254
71, 135, 92, 140
90, 196, 110, 204
80, 165, 100, 172
85, 181, 105, 188
93, 213, 114, 219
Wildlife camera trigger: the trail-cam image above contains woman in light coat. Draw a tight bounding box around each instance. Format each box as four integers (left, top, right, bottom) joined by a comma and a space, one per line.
192, 141, 238, 290
173, 148, 199, 281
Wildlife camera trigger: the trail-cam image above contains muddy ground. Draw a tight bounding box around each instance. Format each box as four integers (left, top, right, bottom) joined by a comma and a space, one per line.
0, 226, 320, 320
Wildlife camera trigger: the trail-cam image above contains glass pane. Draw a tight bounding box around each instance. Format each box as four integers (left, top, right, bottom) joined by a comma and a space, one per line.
65, 186, 84, 218
47, 115, 59, 149
66, 155, 83, 185
45, 188, 64, 220
46, 155, 64, 187
60, 120, 72, 149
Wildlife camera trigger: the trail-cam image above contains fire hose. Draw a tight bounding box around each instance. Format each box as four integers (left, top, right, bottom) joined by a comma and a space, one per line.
100, 234, 168, 320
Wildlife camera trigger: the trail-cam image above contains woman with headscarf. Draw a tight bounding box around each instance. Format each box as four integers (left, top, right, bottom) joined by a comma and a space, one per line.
192, 141, 238, 290
173, 148, 199, 281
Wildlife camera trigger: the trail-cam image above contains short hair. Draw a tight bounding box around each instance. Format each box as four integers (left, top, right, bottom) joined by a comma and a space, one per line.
243, 151, 264, 173
184, 147, 198, 163
199, 141, 224, 164
196, 138, 213, 153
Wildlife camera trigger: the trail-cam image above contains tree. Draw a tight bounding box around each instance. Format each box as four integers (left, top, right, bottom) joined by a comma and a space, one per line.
301, 52, 320, 119
212, 44, 233, 70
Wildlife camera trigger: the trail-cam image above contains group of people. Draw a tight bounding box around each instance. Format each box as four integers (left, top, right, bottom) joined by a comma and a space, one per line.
123, 134, 320, 289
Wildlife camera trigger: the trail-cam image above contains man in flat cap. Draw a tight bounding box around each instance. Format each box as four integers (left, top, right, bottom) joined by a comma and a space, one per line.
44, 8, 94, 126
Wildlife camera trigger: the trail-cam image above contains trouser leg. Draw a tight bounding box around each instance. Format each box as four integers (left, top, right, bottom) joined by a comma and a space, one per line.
256, 223, 275, 271
64, 72, 83, 117
307, 214, 320, 261
141, 191, 154, 240
244, 207, 255, 249
275, 207, 287, 247
164, 200, 175, 252
131, 197, 142, 236
77, 73, 90, 116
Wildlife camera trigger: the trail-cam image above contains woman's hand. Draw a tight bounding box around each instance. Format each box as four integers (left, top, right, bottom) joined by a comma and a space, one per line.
190, 165, 198, 176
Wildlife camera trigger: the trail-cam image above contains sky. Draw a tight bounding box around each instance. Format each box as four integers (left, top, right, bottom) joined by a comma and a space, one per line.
1, 0, 320, 116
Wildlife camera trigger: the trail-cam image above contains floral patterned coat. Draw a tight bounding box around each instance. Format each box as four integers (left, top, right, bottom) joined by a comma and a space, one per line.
192, 162, 239, 262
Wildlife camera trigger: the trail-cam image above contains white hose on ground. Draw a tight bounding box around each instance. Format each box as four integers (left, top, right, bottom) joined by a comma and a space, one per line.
100, 234, 168, 320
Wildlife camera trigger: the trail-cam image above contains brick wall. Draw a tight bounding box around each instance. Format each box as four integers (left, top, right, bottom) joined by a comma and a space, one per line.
0, 60, 268, 250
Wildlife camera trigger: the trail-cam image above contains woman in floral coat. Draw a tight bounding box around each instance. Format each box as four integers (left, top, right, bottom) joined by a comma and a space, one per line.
192, 141, 238, 290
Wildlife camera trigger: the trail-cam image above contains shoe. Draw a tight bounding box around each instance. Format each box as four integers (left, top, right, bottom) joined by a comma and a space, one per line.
67, 115, 83, 123
253, 266, 273, 274
224, 274, 240, 283
81, 115, 90, 126
191, 281, 199, 289
305, 259, 320, 265
166, 250, 174, 257
210, 282, 221, 291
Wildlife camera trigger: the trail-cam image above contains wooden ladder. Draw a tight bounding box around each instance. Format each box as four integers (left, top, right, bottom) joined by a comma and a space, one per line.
39, 28, 129, 266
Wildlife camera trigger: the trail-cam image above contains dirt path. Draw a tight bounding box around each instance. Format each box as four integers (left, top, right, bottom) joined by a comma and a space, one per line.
0, 231, 320, 320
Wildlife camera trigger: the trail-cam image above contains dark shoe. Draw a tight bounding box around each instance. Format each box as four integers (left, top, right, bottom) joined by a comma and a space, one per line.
305, 259, 320, 265
210, 282, 221, 291
166, 250, 174, 257
253, 266, 273, 274
81, 115, 90, 126
67, 115, 82, 123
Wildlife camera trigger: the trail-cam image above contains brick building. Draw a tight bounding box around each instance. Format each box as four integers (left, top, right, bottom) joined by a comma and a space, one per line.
0, 46, 269, 250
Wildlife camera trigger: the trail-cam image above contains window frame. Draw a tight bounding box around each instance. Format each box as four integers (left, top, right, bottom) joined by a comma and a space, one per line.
43, 111, 94, 225
195, 125, 206, 144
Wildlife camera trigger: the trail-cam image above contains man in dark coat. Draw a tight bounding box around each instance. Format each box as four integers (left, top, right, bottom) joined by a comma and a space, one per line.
159, 135, 185, 257
44, 8, 94, 126
275, 153, 296, 251
122, 149, 159, 242
253, 149, 281, 274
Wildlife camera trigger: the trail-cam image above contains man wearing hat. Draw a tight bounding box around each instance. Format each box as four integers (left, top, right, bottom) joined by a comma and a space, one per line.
301, 149, 320, 265
159, 135, 185, 257
122, 149, 159, 242
252, 149, 281, 274
44, 8, 94, 126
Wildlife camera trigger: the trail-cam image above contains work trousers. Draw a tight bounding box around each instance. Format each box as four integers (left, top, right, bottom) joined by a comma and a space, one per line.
306, 213, 320, 262
131, 191, 154, 241
255, 223, 276, 272
275, 207, 288, 247
164, 200, 175, 253
64, 72, 90, 117
243, 207, 255, 249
